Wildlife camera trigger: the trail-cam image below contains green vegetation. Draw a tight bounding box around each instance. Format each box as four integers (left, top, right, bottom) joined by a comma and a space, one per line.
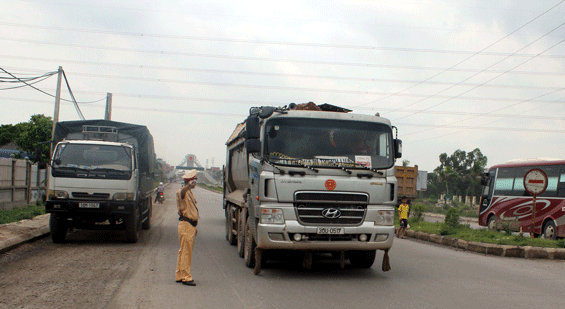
197, 183, 223, 193
0, 203, 46, 225
0, 114, 53, 162
403, 218, 563, 249
411, 198, 479, 218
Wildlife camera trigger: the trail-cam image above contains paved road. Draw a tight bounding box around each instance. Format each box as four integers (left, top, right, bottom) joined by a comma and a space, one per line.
1, 185, 564, 309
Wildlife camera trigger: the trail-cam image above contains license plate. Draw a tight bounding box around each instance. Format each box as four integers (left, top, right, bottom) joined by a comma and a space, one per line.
79, 202, 100, 208
317, 227, 344, 235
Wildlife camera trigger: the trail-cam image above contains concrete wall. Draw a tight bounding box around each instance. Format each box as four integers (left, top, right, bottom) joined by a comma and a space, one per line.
0, 159, 46, 210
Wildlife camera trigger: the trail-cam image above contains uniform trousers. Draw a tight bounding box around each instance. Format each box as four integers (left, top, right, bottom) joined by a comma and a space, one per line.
175, 221, 197, 282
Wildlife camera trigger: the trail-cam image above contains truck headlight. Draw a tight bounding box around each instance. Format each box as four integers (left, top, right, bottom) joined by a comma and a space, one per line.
261, 208, 284, 224
113, 193, 135, 201
48, 190, 69, 199
375, 210, 394, 226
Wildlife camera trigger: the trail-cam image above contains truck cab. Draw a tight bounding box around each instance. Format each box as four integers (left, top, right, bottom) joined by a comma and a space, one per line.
45, 121, 155, 243
224, 103, 402, 269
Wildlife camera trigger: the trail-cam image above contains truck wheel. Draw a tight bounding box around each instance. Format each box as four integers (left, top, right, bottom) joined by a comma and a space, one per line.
237, 209, 246, 257
348, 250, 376, 268
543, 220, 557, 240
49, 213, 67, 243
226, 205, 236, 245
244, 218, 256, 268
142, 199, 152, 230
125, 207, 140, 243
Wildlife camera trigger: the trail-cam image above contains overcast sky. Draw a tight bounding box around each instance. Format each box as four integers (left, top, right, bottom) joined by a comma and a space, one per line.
1, 0, 565, 172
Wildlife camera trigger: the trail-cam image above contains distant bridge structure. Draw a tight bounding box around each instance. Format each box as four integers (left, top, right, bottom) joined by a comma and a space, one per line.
176, 154, 204, 171
175, 154, 220, 185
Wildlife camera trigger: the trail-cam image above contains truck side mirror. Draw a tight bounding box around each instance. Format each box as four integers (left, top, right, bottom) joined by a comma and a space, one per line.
394, 139, 402, 159
34, 147, 48, 169
245, 139, 261, 154
245, 115, 260, 139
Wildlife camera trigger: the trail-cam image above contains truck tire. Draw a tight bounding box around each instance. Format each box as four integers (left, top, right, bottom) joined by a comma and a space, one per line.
244, 218, 256, 268
226, 204, 236, 245
49, 213, 67, 243
125, 207, 140, 243
142, 198, 152, 230
237, 209, 246, 257
348, 250, 376, 268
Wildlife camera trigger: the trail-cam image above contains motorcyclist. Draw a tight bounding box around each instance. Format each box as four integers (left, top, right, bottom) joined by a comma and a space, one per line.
155, 182, 165, 202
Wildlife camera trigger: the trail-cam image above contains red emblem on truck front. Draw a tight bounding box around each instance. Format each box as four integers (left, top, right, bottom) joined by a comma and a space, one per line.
325, 179, 336, 191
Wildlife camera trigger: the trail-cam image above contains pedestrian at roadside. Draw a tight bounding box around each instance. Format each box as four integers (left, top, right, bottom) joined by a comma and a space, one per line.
175, 170, 199, 286
396, 196, 410, 239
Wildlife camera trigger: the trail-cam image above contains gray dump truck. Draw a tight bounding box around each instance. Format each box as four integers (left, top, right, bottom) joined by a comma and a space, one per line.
45, 120, 156, 243
223, 102, 402, 272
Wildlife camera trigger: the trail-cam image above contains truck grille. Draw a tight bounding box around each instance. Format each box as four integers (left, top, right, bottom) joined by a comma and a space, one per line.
72, 192, 111, 200
294, 192, 368, 225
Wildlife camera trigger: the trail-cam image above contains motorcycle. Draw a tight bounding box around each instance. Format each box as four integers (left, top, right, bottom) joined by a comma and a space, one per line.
156, 191, 165, 204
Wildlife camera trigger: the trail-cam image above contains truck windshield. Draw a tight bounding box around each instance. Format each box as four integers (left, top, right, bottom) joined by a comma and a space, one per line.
265, 118, 393, 169
53, 143, 133, 171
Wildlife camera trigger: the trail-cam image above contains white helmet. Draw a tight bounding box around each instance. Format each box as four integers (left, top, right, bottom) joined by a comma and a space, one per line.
160, 182, 163, 185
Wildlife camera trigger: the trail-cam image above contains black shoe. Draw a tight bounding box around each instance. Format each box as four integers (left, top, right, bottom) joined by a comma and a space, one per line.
175, 280, 182, 283
182, 280, 196, 286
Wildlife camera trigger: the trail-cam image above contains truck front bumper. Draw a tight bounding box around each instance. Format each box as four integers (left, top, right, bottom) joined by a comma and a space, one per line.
256, 220, 394, 251
45, 199, 136, 217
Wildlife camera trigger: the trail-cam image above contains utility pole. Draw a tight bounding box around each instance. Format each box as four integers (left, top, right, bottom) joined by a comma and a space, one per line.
50, 66, 63, 156
105, 92, 112, 120
47, 66, 63, 195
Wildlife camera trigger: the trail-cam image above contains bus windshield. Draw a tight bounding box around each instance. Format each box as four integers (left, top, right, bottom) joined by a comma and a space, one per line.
264, 118, 393, 169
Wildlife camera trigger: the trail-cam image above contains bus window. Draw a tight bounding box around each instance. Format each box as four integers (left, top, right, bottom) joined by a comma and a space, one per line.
558, 174, 565, 197
494, 167, 515, 196
537, 165, 559, 197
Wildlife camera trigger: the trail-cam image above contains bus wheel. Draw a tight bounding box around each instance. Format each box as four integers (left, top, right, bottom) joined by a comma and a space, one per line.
543, 221, 556, 240
487, 215, 497, 231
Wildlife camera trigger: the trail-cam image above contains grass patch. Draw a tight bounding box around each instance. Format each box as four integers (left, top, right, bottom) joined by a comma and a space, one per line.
404, 219, 562, 249
0, 203, 46, 225
197, 183, 223, 193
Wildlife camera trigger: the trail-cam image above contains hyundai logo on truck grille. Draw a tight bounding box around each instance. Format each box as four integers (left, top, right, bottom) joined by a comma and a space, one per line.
322, 208, 341, 218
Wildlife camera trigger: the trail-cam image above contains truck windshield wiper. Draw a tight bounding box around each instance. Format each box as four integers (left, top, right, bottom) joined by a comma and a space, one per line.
91, 167, 128, 173
309, 162, 353, 174
347, 163, 385, 175
55, 166, 90, 172
267, 158, 319, 173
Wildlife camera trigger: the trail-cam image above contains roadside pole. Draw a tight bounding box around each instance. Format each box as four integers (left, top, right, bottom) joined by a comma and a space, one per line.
50, 66, 63, 157
523, 169, 548, 239
47, 66, 63, 196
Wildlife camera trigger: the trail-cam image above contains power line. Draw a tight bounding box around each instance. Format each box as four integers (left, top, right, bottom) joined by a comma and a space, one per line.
4, 59, 564, 93
0, 74, 55, 90
355, 0, 565, 109
2, 21, 565, 59
3, 94, 564, 121
61, 69, 84, 120
3, 37, 565, 76
0, 67, 106, 104
392, 20, 565, 122
3, 94, 562, 134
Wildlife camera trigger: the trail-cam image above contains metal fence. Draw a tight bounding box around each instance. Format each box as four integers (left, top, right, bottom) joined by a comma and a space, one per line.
0, 159, 47, 210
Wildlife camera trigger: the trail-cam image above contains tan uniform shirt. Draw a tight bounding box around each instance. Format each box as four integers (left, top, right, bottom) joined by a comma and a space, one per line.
177, 188, 198, 221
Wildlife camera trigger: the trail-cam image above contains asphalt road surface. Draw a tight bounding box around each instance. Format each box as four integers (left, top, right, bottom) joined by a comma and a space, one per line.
1, 185, 564, 309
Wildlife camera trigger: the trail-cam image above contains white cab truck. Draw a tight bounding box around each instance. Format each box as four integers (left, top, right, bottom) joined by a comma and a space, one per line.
45, 120, 156, 243
223, 103, 402, 272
